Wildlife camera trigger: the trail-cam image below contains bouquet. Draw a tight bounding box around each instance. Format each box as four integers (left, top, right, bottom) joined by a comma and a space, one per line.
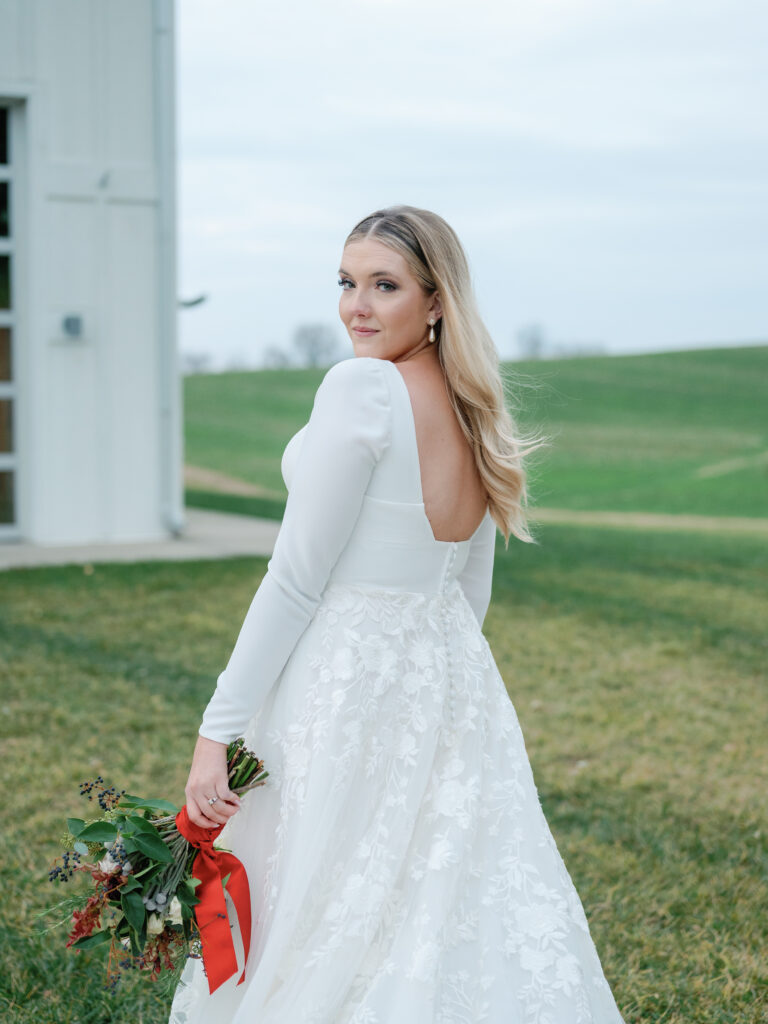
47, 738, 267, 991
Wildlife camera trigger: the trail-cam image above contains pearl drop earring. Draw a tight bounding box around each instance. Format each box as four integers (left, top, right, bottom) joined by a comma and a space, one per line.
428, 319, 436, 344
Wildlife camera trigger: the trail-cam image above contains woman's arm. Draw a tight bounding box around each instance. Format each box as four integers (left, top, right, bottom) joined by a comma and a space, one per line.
184, 357, 392, 824
201, 356, 391, 741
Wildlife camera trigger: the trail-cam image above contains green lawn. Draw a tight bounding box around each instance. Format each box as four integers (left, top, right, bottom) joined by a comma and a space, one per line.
3, 524, 767, 1022
184, 345, 768, 521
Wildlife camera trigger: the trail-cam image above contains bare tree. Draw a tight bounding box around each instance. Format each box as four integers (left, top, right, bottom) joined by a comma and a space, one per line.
292, 324, 340, 368
262, 345, 294, 369
181, 351, 213, 375
516, 323, 547, 360
224, 351, 255, 372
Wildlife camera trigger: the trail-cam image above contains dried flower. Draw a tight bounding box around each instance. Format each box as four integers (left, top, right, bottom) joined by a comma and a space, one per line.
167, 896, 183, 926
98, 854, 121, 875
147, 913, 165, 936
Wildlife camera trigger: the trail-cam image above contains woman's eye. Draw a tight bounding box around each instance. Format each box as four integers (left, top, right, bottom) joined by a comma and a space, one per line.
377, 281, 396, 292
337, 277, 354, 290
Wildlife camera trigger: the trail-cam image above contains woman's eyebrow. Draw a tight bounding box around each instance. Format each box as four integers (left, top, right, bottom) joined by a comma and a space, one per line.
338, 268, 399, 279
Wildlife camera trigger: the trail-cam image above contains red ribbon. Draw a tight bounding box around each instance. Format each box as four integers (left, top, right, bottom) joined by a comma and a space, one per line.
175, 806, 252, 994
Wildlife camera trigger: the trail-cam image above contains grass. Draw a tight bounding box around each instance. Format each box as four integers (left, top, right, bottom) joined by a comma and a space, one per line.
183, 345, 768, 521
3, 524, 767, 1022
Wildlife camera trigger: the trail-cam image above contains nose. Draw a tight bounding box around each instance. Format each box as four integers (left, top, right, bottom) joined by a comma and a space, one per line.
346, 289, 371, 319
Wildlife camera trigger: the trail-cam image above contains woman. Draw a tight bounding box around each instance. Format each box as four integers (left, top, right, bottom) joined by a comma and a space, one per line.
169, 206, 625, 1023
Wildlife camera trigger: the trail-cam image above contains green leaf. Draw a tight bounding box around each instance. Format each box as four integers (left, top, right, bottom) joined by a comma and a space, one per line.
121, 889, 146, 933
120, 876, 142, 893
120, 794, 179, 814
175, 880, 200, 909
71, 930, 113, 951
127, 814, 163, 835
67, 818, 86, 837
73, 841, 89, 856
77, 822, 118, 843
133, 832, 174, 864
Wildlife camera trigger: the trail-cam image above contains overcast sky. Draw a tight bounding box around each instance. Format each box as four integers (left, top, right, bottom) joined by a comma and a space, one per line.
176, 0, 767, 368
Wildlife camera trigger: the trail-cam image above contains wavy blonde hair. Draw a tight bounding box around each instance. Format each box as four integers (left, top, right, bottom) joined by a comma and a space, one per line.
345, 204, 546, 546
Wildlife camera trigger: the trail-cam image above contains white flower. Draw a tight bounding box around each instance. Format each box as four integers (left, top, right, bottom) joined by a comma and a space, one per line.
284, 744, 310, 778
98, 854, 121, 875
397, 733, 417, 760
515, 903, 565, 940
341, 873, 387, 917
330, 647, 356, 680
357, 638, 397, 675
408, 638, 434, 669
443, 756, 465, 779
402, 671, 423, 695
427, 836, 455, 871
555, 953, 582, 993
147, 912, 165, 936
433, 779, 468, 819
520, 946, 555, 975
167, 896, 183, 926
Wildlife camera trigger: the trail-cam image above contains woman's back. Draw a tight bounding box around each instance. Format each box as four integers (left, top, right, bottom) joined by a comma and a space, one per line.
279, 356, 496, 605
393, 353, 487, 543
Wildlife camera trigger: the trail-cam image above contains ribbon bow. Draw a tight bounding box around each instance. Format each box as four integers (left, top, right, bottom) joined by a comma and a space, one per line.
175, 806, 252, 994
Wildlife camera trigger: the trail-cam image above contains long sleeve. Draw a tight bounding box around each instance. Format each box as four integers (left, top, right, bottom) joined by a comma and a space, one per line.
456, 510, 496, 629
199, 357, 392, 743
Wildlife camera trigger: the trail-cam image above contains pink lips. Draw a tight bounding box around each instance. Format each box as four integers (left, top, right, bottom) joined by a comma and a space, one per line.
352, 327, 378, 336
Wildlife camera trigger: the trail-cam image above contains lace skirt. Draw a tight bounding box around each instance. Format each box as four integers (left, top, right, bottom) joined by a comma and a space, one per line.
168, 579, 624, 1024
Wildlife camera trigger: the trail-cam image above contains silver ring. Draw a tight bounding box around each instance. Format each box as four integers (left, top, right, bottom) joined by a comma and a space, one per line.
207, 796, 219, 805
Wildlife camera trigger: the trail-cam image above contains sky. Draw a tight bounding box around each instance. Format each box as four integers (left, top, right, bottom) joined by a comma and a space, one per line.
176, 0, 768, 369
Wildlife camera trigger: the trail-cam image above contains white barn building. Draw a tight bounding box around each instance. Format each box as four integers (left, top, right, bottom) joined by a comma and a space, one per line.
0, 0, 183, 547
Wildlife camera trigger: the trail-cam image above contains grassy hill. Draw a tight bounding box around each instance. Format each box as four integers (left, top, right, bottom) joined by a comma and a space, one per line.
184, 345, 768, 520
3, 524, 767, 1022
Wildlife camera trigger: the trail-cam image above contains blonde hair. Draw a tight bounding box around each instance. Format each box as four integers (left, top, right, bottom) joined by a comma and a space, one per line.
345, 204, 546, 546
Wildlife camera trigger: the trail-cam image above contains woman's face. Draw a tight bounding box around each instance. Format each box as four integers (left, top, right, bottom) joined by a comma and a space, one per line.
338, 237, 441, 361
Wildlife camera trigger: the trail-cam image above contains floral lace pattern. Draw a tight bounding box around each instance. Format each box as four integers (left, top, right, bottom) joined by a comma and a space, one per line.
169, 579, 623, 1024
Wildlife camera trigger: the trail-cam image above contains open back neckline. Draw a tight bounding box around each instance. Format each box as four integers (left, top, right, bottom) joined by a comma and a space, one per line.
383, 358, 488, 546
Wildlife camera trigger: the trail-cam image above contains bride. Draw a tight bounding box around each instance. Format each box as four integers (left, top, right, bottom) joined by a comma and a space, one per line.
169, 205, 626, 1023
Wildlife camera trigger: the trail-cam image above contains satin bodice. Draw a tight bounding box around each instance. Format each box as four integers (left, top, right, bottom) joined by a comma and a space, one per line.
280, 357, 493, 595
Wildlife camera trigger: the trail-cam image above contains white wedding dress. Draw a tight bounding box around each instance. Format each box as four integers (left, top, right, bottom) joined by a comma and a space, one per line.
168, 356, 625, 1024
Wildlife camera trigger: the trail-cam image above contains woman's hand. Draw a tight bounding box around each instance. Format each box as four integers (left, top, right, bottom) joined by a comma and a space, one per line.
185, 735, 242, 828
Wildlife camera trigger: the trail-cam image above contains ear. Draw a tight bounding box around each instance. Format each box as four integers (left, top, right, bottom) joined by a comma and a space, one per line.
428, 292, 443, 321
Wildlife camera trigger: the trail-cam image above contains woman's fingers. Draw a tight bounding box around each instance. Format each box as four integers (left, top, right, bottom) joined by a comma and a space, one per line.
184, 735, 243, 829
187, 793, 235, 828
188, 796, 226, 828
185, 784, 238, 826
